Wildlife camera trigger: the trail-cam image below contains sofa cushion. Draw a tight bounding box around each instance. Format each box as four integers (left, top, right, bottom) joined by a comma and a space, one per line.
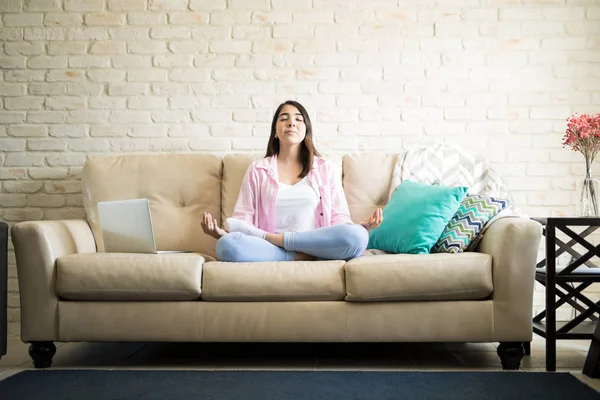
56, 253, 205, 301
344, 253, 493, 302
342, 153, 398, 223
81, 154, 222, 258
201, 260, 346, 301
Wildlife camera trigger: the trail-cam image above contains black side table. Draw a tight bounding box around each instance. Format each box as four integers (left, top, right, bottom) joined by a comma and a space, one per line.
532, 217, 600, 372
0, 222, 7, 360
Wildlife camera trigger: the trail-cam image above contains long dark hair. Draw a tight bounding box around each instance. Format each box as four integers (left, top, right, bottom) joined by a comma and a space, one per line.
265, 100, 320, 178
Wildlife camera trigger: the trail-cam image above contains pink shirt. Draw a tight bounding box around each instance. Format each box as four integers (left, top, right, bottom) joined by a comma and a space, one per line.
231, 155, 354, 233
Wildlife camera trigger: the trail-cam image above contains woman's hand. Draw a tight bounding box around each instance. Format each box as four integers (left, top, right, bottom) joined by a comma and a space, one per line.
359, 208, 383, 232
201, 212, 228, 240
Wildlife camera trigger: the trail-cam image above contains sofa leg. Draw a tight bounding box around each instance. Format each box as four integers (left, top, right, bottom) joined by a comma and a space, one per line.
523, 341, 531, 356
497, 342, 524, 370
29, 341, 56, 369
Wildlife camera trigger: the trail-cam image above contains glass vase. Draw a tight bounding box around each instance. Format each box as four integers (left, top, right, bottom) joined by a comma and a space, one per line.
577, 156, 600, 217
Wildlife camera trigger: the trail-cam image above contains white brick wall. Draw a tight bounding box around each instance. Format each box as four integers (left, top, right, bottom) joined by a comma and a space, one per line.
1, 0, 600, 337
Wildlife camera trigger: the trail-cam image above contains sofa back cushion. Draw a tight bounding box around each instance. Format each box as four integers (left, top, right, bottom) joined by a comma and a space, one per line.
82, 154, 222, 257
221, 153, 262, 224
342, 153, 398, 223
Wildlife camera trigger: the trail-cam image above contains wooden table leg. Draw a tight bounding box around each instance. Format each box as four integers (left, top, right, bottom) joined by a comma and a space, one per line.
583, 319, 600, 378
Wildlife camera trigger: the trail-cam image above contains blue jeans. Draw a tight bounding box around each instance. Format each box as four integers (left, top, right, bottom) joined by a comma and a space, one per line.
216, 223, 369, 262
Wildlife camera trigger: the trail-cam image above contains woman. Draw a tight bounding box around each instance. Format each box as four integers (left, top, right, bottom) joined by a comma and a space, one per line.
201, 100, 383, 262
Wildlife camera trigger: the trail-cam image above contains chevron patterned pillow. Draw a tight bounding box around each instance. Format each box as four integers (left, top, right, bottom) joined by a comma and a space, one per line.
431, 194, 510, 254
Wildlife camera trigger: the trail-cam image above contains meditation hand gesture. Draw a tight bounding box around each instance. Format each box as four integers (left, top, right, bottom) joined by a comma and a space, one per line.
201, 212, 228, 240
359, 208, 383, 232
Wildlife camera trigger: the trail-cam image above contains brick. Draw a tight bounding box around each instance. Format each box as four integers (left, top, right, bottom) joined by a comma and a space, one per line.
110, 111, 151, 124
169, 69, 210, 82
8, 125, 47, 137
90, 41, 126, 54
45, 13, 84, 26
0, 139, 25, 152
152, 83, 191, 96
0, 56, 26, 68
47, 70, 86, 82
128, 41, 167, 54
65, 0, 104, 11
542, 37, 586, 50
0, 0, 21, 12
3, 13, 44, 26
67, 82, 104, 96
69, 56, 111, 68
108, 27, 149, 40
128, 13, 167, 25
27, 56, 68, 69
68, 139, 110, 152
0, 84, 26, 96
44, 181, 81, 194
4, 153, 46, 166
0, 28, 24, 41
109, 83, 149, 96
28, 167, 68, 180
294, 39, 335, 53
49, 125, 87, 137
5, 70, 45, 81
24, 27, 65, 40
0, 195, 27, 207
67, 27, 107, 40
85, 13, 126, 26
0, 168, 27, 180
110, 138, 151, 152
543, 7, 585, 20
530, 107, 571, 120
24, 0, 60, 11
88, 96, 127, 110
168, 124, 210, 137
150, 110, 190, 123
27, 194, 65, 208
45, 97, 86, 110
0, 113, 26, 124
150, 27, 190, 39
190, 110, 232, 123
45, 153, 87, 166
169, 12, 209, 24
91, 125, 128, 137
153, 55, 193, 68
88, 69, 126, 82
129, 125, 167, 137
189, 137, 231, 151
5, 97, 45, 110
127, 69, 168, 82
108, 0, 147, 10
444, 107, 486, 120
48, 42, 87, 55
27, 111, 66, 123
127, 96, 167, 109
66, 110, 110, 124
528, 163, 570, 176
112, 55, 152, 68
27, 139, 66, 151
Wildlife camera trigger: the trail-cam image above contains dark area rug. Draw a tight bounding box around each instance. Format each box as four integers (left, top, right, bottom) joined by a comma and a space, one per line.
1, 370, 599, 400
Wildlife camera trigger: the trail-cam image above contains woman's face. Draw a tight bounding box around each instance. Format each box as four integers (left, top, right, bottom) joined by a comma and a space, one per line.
275, 104, 307, 147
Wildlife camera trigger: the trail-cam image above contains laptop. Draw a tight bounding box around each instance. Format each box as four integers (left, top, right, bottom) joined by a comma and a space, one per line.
97, 198, 189, 254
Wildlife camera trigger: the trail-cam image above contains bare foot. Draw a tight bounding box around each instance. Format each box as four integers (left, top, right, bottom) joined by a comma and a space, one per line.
201, 212, 227, 240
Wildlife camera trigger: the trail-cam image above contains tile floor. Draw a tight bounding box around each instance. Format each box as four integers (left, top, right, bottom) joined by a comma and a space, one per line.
0, 334, 599, 392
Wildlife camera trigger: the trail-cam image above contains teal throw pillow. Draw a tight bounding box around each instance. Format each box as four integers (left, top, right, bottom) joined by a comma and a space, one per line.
368, 180, 468, 254
431, 194, 511, 254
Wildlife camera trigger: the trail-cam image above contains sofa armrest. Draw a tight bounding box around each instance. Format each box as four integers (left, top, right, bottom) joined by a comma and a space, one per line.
11, 220, 96, 342
476, 217, 542, 341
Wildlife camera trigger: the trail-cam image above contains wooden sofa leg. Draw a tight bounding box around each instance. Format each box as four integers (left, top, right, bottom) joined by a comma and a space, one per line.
497, 342, 525, 370
29, 341, 56, 369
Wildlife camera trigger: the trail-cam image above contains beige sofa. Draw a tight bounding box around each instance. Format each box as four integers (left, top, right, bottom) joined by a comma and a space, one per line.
11, 153, 542, 369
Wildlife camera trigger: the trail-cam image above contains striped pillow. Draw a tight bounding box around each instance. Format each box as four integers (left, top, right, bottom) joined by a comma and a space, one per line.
431, 194, 510, 254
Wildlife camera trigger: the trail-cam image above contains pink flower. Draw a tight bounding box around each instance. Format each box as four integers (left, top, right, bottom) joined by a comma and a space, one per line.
562, 113, 600, 162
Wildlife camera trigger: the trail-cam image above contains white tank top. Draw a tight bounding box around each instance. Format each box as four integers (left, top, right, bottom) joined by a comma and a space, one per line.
275, 176, 319, 234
